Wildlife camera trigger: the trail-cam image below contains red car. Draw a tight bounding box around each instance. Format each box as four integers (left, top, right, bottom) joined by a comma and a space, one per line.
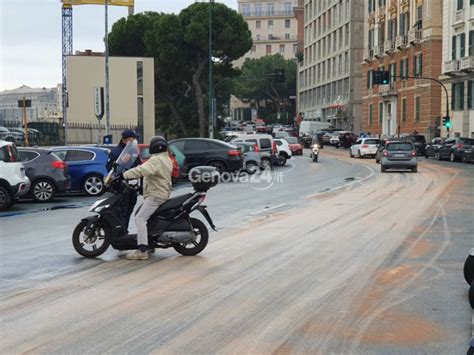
137, 144, 180, 183
284, 137, 303, 155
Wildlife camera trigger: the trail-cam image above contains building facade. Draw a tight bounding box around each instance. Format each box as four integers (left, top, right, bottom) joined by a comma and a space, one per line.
66, 55, 155, 143
362, 0, 443, 139
298, 0, 364, 132
0, 86, 60, 123
441, 0, 474, 138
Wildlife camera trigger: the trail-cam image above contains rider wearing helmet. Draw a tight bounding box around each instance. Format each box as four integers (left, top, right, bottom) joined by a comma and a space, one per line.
122, 136, 173, 260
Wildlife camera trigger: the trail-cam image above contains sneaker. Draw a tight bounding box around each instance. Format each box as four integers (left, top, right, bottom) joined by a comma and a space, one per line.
126, 250, 149, 260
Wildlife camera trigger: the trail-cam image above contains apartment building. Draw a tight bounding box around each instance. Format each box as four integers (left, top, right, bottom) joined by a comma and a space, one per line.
441, 0, 474, 138
362, 0, 443, 139
297, 0, 364, 132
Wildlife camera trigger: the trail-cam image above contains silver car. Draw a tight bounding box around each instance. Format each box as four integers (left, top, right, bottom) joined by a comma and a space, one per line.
234, 142, 260, 174
381, 141, 418, 173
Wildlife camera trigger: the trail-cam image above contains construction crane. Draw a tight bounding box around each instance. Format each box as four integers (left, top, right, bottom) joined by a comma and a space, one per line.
60, 0, 134, 144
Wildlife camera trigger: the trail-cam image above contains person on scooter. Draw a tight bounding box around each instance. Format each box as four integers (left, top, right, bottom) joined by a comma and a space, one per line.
122, 136, 173, 260
106, 129, 141, 234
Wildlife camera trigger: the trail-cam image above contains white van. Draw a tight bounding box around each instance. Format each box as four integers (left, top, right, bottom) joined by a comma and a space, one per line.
0, 140, 30, 210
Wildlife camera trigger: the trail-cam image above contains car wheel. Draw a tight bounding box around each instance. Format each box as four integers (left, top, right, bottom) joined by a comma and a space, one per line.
31, 179, 56, 202
464, 253, 474, 285
260, 158, 271, 170
83, 175, 105, 196
381, 165, 386, 173
450, 152, 458, 162
358, 150, 362, 158
246, 161, 259, 175
0, 185, 12, 210
435, 152, 441, 160
278, 154, 287, 166
208, 161, 226, 174
462, 155, 469, 164
412, 166, 418, 173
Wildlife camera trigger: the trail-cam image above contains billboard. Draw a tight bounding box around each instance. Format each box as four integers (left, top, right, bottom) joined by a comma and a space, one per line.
62, 0, 133, 6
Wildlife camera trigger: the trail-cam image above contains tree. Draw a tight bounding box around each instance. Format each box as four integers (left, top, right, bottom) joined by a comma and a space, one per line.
108, 4, 252, 138
233, 54, 297, 121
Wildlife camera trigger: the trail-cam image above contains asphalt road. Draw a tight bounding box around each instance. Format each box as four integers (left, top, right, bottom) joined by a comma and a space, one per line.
1, 149, 473, 354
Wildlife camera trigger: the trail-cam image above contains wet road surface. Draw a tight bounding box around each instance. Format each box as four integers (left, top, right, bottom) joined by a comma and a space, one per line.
1, 149, 473, 354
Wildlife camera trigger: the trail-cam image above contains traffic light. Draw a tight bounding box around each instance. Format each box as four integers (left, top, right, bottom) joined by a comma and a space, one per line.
275, 69, 285, 83
442, 116, 451, 129
373, 70, 390, 85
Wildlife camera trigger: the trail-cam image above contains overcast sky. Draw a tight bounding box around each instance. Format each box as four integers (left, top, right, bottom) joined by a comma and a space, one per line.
0, 0, 237, 91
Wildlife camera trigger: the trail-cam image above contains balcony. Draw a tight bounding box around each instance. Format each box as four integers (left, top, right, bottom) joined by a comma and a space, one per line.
384, 40, 395, 54
379, 82, 398, 96
373, 45, 384, 58
243, 10, 294, 18
460, 56, 474, 71
443, 59, 461, 75
253, 35, 298, 42
395, 35, 408, 49
364, 47, 374, 62
408, 29, 422, 44
454, 10, 464, 25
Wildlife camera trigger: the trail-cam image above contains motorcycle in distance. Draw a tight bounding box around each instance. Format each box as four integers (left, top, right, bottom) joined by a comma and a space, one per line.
72, 140, 219, 258
309, 143, 320, 162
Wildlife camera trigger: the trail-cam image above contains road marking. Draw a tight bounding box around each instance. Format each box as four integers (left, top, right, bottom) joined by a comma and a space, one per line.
250, 203, 290, 216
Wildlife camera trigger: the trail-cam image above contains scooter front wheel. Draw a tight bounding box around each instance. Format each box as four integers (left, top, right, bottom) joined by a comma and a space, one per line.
73, 220, 111, 258
172, 218, 209, 256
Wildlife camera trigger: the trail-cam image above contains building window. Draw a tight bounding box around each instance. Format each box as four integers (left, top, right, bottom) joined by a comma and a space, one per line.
137, 61, 143, 96
402, 98, 407, 122
460, 33, 466, 57
389, 62, 396, 83
267, 3, 275, 16
241, 4, 250, 16
279, 44, 285, 54
256, 20, 261, 29
369, 104, 373, 126
268, 20, 273, 29
468, 81, 474, 109
457, 0, 464, 10
470, 31, 474, 56
256, 34, 260, 40
413, 54, 422, 76
254, 3, 262, 16
285, 33, 290, 40
285, 19, 290, 28
293, 44, 298, 53
452, 36, 457, 60
251, 45, 256, 52
379, 102, 383, 125
284, 2, 292, 15
367, 70, 373, 88
415, 96, 420, 121
266, 45, 272, 54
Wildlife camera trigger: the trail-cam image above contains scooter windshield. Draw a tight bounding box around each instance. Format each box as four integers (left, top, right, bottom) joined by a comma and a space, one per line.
115, 139, 139, 174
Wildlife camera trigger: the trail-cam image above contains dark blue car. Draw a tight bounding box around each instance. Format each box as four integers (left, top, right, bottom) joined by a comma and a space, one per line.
52, 147, 109, 196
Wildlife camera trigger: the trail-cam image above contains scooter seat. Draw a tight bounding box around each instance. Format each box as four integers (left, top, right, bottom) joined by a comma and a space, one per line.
154, 193, 193, 214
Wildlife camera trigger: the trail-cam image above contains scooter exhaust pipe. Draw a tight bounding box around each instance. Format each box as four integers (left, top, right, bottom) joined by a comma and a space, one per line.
159, 231, 195, 243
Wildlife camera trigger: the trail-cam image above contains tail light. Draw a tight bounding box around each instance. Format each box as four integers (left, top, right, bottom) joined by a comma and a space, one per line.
383, 151, 388, 157
253, 143, 260, 153
51, 160, 67, 169
411, 150, 417, 157
227, 149, 241, 157
198, 194, 206, 203
361, 144, 369, 148
455, 144, 464, 149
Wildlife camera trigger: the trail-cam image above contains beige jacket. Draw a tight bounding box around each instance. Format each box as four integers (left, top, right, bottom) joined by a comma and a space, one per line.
123, 152, 172, 200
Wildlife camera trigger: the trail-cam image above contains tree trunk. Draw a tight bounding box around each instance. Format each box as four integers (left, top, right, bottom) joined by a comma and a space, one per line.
192, 59, 208, 137
168, 98, 188, 136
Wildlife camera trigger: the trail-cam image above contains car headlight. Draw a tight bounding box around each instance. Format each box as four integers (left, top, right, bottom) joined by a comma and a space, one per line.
89, 198, 107, 212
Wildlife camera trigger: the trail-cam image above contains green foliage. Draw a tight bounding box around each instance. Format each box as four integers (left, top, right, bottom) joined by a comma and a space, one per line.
108, 4, 251, 137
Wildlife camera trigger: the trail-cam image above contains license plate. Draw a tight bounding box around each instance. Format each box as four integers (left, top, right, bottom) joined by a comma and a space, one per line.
395, 154, 405, 157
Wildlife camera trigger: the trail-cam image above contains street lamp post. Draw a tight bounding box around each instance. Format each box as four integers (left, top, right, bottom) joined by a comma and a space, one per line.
208, 0, 214, 138
104, 0, 110, 139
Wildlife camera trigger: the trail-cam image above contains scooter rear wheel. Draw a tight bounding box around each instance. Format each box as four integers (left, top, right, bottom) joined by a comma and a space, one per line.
73, 220, 111, 258
172, 218, 209, 256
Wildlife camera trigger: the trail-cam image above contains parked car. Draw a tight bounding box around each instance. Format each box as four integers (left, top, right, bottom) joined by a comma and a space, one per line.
52, 147, 109, 196
402, 134, 426, 156
438, 137, 474, 162
283, 136, 303, 155
234, 142, 260, 174
336, 132, 358, 148
0, 140, 30, 210
463, 147, 474, 163
274, 138, 292, 166
329, 131, 346, 146
169, 138, 243, 174
380, 141, 418, 173
0, 127, 16, 142
349, 138, 381, 158
273, 130, 290, 139
424, 137, 445, 159
230, 134, 278, 169
17, 147, 70, 202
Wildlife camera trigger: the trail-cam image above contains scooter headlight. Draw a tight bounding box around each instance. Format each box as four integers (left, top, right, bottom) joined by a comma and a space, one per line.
89, 198, 108, 212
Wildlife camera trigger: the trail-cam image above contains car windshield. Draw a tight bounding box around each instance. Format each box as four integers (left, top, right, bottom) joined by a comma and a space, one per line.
407, 135, 425, 142
460, 138, 474, 145
386, 142, 413, 151
285, 137, 298, 144
365, 139, 380, 145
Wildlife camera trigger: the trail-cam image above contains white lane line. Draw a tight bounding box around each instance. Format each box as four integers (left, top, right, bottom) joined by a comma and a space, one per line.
304, 163, 375, 199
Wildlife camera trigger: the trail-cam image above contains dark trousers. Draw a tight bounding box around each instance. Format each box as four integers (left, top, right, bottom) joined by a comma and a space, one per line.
120, 189, 138, 233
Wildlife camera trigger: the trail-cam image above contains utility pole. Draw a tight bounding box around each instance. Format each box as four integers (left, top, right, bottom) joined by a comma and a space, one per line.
208, 0, 214, 138
22, 97, 30, 147
104, 0, 111, 138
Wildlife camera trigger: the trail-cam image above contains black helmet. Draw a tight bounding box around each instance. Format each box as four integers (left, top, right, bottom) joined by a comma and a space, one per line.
149, 136, 167, 154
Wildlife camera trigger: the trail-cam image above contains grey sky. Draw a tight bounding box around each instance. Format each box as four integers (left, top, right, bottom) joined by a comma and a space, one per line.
0, 0, 237, 91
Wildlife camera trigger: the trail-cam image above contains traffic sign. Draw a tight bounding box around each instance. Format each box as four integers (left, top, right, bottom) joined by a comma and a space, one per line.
94, 87, 104, 120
